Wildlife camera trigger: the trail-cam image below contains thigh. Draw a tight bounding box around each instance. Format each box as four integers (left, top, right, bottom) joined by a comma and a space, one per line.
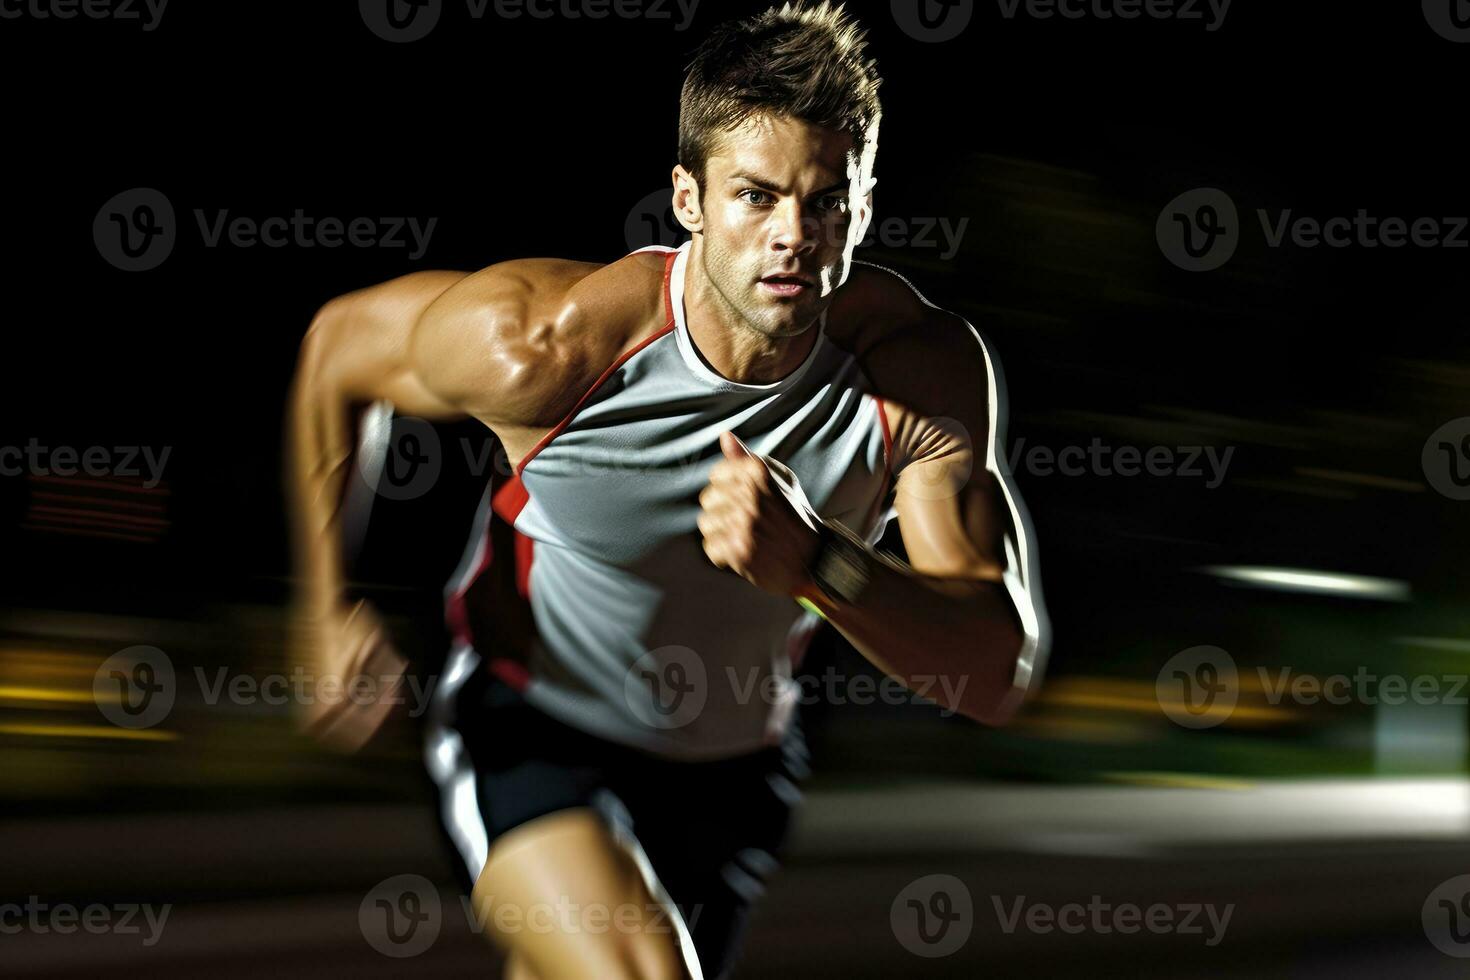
471, 807, 695, 980
618, 725, 809, 980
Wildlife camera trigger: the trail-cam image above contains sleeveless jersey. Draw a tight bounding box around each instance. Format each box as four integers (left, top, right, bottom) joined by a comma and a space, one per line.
443, 241, 896, 760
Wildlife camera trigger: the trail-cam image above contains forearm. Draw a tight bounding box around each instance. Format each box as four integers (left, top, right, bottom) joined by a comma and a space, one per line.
284, 358, 354, 618
795, 540, 1028, 726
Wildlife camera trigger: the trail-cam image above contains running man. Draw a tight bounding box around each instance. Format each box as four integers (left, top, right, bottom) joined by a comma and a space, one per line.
286, 3, 1048, 977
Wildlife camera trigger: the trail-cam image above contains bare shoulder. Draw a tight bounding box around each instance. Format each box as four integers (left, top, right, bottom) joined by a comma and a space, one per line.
411, 250, 669, 430
827, 261, 993, 434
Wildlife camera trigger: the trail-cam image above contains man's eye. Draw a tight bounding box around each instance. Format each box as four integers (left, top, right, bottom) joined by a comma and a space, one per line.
739, 189, 772, 206
816, 195, 849, 214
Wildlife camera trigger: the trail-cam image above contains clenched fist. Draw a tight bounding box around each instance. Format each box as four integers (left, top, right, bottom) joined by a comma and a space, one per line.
290, 598, 409, 753
697, 431, 824, 598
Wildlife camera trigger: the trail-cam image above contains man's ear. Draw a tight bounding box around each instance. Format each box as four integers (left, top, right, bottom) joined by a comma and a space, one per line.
672, 165, 704, 233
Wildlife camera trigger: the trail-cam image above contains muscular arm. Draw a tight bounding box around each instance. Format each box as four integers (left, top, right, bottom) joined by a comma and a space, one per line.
285, 271, 472, 619
797, 306, 1049, 727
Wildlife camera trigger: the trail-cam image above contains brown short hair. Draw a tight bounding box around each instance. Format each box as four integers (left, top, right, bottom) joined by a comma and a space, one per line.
678, 1, 882, 186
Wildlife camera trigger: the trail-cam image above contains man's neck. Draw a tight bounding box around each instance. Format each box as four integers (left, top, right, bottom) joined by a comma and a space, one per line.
681, 238, 820, 386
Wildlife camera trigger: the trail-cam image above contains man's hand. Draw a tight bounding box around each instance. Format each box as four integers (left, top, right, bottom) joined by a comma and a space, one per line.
289, 599, 409, 753
697, 431, 823, 598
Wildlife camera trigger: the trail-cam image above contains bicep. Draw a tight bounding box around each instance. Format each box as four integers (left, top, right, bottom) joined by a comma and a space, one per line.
892, 417, 1011, 583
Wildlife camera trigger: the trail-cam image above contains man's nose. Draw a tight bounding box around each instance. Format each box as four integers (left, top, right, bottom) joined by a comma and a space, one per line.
770, 199, 819, 254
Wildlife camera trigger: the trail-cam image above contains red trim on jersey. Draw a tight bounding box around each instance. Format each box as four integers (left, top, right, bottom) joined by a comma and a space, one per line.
445, 483, 494, 645
514, 533, 534, 599
511, 249, 680, 479
492, 471, 529, 523
489, 657, 531, 692
861, 394, 897, 536
875, 395, 893, 469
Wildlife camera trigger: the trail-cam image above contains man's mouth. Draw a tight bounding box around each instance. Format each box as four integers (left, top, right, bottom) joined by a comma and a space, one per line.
757, 273, 814, 298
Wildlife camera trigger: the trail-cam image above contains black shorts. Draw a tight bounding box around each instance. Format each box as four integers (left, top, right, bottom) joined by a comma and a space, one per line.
425, 646, 809, 980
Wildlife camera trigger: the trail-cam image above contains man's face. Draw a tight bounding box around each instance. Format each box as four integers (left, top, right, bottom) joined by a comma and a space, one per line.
677, 114, 873, 338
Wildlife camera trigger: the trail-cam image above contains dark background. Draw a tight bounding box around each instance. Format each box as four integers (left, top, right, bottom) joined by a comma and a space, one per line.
2, 1, 1467, 977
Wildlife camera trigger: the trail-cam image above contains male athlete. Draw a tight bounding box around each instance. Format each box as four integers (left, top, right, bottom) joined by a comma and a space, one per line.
286, 3, 1048, 978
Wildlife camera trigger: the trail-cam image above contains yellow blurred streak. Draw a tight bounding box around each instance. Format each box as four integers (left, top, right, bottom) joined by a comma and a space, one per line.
1043, 689, 1291, 722
0, 685, 106, 704
1037, 676, 1300, 723
1102, 771, 1254, 790
0, 723, 177, 741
